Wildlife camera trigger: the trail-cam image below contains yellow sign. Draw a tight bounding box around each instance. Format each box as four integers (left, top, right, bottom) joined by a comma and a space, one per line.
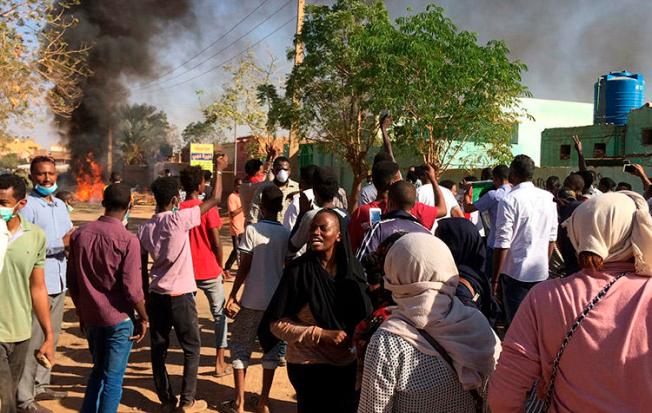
190, 143, 214, 171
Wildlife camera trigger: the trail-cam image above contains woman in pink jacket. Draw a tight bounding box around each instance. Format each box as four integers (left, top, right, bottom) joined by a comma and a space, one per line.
488, 191, 652, 412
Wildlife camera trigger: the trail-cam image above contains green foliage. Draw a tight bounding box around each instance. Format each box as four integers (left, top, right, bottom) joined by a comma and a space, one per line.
181, 120, 218, 145
117, 103, 170, 165
0, 152, 19, 170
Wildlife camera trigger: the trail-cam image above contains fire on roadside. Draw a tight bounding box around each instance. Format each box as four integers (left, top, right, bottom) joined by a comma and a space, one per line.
75, 153, 105, 203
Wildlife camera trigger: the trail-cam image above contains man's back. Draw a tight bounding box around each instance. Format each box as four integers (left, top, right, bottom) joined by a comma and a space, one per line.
68, 216, 143, 327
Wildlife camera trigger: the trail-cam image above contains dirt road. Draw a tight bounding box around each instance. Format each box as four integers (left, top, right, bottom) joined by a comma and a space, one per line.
39, 204, 297, 413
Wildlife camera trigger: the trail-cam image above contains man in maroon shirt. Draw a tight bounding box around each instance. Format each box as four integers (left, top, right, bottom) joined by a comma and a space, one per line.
66, 183, 148, 412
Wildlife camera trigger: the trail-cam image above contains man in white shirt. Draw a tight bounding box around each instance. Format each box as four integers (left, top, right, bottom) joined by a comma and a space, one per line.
493, 155, 558, 326
416, 176, 464, 219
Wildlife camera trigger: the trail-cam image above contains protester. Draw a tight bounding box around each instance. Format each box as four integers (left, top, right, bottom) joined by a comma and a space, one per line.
598, 176, 616, 193
179, 166, 229, 378
289, 167, 348, 254
109, 172, 122, 184
488, 191, 652, 412
55, 191, 74, 215
248, 156, 299, 224
625, 163, 652, 201
17, 156, 73, 413
262, 210, 372, 413
493, 155, 558, 327
349, 162, 446, 251
440, 179, 458, 197
416, 172, 463, 219
356, 181, 430, 261
224, 178, 244, 277
556, 173, 585, 276
545, 176, 561, 196
436, 217, 493, 318
358, 233, 500, 413
202, 170, 213, 199
284, 165, 318, 230
240, 147, 277, 225
138, 155, 227, 413
0, 174, 54, 413
462, 165, 511, 278
572, 136, 602, 198
66, 183, 148, 412
616, 181, 632, 191
358, 114, 397, 206
223, 186, 289, 413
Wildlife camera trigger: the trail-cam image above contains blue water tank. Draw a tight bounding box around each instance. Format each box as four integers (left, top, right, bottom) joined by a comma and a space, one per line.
593, 71, 645, 125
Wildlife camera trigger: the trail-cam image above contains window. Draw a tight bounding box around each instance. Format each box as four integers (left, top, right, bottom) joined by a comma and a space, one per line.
594, 143, 606, 158
560, 144, 570, 160
642, 129, 652, 145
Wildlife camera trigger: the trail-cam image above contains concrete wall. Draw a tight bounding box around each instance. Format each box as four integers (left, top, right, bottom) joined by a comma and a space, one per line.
541, 124, 625, 167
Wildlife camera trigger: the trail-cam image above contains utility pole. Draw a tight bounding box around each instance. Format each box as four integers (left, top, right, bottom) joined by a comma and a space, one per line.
288, 0, 305, 171
233, 117, 238, 177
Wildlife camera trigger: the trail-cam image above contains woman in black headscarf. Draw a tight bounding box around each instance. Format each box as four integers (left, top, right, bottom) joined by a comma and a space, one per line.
259, 209, 372, 413
435, 217, 493, 319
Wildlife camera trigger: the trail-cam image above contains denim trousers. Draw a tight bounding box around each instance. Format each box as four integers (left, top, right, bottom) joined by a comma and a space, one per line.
81, 319, 134, 413
501, 274, 540, 328
196, 278, 228, 349
224, 234, 242, 271
0, 340, 30, 413
147, 293, 201, 406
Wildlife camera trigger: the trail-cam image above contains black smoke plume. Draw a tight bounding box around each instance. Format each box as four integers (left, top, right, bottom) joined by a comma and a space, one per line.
57, 0, 195, 176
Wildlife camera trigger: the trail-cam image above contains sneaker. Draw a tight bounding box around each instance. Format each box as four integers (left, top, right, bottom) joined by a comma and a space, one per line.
17, 402, 53, 413
278, 356, 287, 367
160, 401, 177, 413
178, 399, 208, 413
35, 389, 68, 401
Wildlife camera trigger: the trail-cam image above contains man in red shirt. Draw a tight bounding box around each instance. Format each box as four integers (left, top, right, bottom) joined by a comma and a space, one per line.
179, 166, 229, 377
349, 162, 446, 251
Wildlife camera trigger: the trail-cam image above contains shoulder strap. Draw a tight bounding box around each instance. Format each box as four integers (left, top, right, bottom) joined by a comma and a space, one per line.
541, 271, 627, 408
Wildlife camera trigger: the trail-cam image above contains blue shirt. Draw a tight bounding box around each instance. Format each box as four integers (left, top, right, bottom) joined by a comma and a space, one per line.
473, 183, 511, 247
21, 192, 73, 294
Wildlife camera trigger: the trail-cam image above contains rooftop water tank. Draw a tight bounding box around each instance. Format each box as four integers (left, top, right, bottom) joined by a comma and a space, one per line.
594, 71, 645, 125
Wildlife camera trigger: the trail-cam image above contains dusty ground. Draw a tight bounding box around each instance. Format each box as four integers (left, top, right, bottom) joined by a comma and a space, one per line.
39, 204, 297, 413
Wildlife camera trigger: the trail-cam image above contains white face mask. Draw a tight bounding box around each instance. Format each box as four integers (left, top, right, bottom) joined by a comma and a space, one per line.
275, 169, 290, 183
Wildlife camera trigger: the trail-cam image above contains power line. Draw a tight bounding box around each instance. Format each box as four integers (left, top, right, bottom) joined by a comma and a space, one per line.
136, 0, 293, 91
139, 0, 273, 87
146, 15, 296, 92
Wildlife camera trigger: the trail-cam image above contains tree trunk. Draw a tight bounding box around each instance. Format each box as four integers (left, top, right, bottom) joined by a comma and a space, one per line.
349, 172, 363, 214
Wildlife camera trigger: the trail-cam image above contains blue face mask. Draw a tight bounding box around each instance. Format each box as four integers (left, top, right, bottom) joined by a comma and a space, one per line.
0, 206, 15, 222
34, 183, 58, 197
122, 211, 130, 226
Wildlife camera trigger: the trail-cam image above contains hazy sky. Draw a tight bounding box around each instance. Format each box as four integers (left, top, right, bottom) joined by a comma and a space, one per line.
24, 0, 652, 148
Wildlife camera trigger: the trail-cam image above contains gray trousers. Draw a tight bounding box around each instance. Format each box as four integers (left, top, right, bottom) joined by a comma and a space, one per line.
0, 340, 30, 413
16, 292, 65, 408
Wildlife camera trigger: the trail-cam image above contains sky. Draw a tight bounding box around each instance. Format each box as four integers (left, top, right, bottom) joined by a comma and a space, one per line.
21, 0, 652, 148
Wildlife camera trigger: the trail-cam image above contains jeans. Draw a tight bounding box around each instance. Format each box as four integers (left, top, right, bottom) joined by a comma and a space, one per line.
0, 340, 29, 413
196, 278, 228, 349
147, 293, 201, 406
224, 234, 242, 271
81, 319, 134, 413
501, 274, 541, 328
485, 246, 494, 282
17, 292, 66, 409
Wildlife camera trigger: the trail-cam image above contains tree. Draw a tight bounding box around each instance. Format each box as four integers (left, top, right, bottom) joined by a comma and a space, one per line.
181, 120, 219, 145
261, 0, 392, 207
371, 5, 529, 170
0, 0, 89, 141
117, 103, 170, 165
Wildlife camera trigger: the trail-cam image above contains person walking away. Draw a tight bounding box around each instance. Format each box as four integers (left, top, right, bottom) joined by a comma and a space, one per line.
0, 174, 53, 413
222, 186, 290, 413
17, 156, 73, 413
488, 191, 652, 412
66, 183, 148, 412
179, 166, 229, 378
492, 155, 558, 328
358, 233, 501, 413
224, 178, 244, 278
462, 165, 511, 278
556, 173, 585, 276
248, 157, 299, 225
240, 146, 278, 225
138, 155, 228, 413
260, 210, 372, 413
356, 181, 430, 262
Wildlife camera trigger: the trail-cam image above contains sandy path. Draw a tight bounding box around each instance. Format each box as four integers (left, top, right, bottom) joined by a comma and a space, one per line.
39, 204, 297, 413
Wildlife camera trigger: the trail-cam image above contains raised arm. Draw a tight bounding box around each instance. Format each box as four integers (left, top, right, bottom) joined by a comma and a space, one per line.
424, 163, 447, 218
199, 153, 229, 215
573, 135, 587, 172
380, 113, 396, 162
629, 164, 652, 197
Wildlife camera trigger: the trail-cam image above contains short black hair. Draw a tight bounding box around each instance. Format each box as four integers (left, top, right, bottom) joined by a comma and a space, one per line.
616, 181, 632, 191
481, 167, 493, 180
372, 161, 400, 192
463, 176, 478, 182
300, 164, 319, 187
151, 177, 180, 207
577, 170, 594, 192
373, 151, 392, 165
110, 171, 122, 182
0, 174, 27, 201
30, 156, 56, 174
510, 155, 535, 181
440, 180, 456, 190
245, 159, 263, 177
546, 176, 561, 192
273, 156, 290, 168
103, 183, 131, 211
563, 173, 585, 194
260, 185, 283, 214
388, 181, 416, 210
179, 166, 204, 194
203, 170, 212, 182
56, 190, 74, 203
599, 177, 616, 192
313, 167, 339, 203
234, 177, 243, 186
492, 165, 509, 181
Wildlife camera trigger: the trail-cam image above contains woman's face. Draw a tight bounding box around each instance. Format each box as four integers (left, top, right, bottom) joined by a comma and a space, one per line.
309, 212, 341, 252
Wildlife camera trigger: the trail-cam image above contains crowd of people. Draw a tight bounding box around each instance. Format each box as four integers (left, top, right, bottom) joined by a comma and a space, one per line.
1, 130, 652, 413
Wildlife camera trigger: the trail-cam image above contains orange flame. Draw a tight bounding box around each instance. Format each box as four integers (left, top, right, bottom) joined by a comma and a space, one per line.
75, 153, 105, 202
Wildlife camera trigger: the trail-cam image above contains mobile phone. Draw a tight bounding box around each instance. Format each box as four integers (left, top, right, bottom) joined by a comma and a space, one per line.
369, 208, 382, 226
623, 161, 636, 174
